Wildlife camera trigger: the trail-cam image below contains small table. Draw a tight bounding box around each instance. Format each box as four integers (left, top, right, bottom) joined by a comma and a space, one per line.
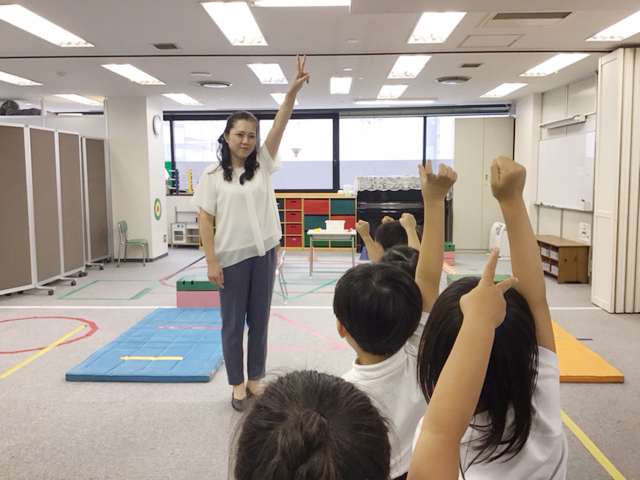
307, 229, 357, 277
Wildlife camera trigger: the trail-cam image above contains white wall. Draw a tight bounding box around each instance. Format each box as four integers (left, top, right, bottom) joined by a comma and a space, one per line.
541, 75, 596, 243
515, 74, 597, 244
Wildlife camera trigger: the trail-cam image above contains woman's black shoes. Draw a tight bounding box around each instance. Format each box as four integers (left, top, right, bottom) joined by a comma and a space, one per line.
231, 393, 247, 412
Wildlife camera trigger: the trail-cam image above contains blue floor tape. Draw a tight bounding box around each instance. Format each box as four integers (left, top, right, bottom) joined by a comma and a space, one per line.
66, 308, 223, 383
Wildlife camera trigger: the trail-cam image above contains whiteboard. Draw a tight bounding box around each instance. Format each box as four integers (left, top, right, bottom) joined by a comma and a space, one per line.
537, 131, 595, 211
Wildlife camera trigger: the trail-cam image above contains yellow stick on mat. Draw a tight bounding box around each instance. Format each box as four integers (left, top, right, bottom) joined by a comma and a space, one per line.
552, 323, 624, 383
0, 325, 85, 379
121, 356, 183, 361
562, 411, 627, 479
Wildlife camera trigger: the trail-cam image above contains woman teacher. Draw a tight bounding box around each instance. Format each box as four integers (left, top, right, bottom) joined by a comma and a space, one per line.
192, 56, 309, 411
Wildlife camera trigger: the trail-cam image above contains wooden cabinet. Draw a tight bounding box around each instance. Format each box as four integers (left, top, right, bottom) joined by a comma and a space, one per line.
276, 194, 356, 250
536, 235, 590, 284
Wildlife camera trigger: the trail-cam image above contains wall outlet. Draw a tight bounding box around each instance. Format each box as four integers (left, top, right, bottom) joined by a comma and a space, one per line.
579, 222, 591, 243
163, 234, 167, 243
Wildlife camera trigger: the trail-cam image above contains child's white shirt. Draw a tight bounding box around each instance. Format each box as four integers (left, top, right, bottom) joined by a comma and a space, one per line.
343, 311, 429, 478
413, 346, 568, 480
191, 145, 282, 268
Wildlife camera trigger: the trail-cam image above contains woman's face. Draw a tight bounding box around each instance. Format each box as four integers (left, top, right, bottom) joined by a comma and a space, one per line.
225, 119, 257, 163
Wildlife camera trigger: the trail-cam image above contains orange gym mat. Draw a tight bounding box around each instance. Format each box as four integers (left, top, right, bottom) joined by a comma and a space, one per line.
442, 264, 624, 384
552, 322, 624, 383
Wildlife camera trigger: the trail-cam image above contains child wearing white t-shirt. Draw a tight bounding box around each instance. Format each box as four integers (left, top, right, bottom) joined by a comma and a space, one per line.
334, 161, 457, 480
410, 157, 568, 480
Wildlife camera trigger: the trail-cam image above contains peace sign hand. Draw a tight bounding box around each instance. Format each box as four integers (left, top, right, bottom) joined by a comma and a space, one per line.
459, 248, 518, 329
287, 55, 310, 95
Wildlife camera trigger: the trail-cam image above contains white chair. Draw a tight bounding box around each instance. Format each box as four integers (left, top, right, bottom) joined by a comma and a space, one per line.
275, 249, 288, 303
117, 220, 148, 266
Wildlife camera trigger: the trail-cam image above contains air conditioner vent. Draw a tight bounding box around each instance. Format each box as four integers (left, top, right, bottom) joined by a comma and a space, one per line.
493, 12, 571, 21
482, 12, 572, 27
153, 43, 181, 50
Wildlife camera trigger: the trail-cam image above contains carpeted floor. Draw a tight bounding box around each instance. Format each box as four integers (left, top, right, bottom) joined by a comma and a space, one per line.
0, 248, 638, 479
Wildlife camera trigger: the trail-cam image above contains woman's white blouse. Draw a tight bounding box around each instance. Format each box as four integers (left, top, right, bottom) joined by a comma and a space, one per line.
191, 145, 282, 268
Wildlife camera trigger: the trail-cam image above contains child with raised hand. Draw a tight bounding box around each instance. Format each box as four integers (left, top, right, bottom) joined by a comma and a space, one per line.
355, 212, 422, 262
413, 156, 568, 479
409, 249, 518, 480
334, 160, 456, 480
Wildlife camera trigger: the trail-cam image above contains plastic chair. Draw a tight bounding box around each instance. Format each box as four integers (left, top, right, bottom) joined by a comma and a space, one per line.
275, 249, 289, 302
117, 220, 148, 267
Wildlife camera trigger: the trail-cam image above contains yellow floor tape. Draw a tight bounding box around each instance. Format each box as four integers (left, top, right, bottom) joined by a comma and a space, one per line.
0, 325, 85, 379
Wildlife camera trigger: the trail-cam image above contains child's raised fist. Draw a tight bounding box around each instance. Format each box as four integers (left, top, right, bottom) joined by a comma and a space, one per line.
399, 213, 417, 231
355, 220, 370, 237
419, 160, 457, 201
490, 156, 526, 202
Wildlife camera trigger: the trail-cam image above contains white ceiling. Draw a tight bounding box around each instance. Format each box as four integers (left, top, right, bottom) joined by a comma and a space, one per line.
0, 0, 639, 113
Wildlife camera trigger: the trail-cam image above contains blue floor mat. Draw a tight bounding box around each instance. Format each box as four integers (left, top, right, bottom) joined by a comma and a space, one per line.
66, 308, 223, 382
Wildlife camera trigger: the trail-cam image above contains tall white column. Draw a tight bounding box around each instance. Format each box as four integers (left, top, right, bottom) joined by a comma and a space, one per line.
105, 96, 168, 261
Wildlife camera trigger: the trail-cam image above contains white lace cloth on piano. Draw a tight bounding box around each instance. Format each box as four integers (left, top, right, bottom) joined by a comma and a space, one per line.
353, 175, 420, 193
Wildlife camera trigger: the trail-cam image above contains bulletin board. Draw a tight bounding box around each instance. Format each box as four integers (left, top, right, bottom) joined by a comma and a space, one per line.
537, 132, 596, 211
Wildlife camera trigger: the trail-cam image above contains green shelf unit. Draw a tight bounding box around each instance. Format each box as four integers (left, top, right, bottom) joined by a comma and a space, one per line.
330, 198, 356, 215
304, 215, 329, 247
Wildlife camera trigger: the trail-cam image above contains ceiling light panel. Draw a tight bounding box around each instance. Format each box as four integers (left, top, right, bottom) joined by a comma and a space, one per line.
201, 2, 267, 46
0, 70, 42, 86
163, 94, 203, 106
377, 85, 408, 100
520, 53, 589, 77
481, 83, 527, 98
101, 64, 165, 85
408, 12, 466, 44
0, 5, 93, 47
330, 77, 352, 94
252, 0, 349, 6
271, 93, 298, 105
247, 64, 288, 84
53, 94, 102, 106
586, 10, 640, 41
388, 55, 431, 79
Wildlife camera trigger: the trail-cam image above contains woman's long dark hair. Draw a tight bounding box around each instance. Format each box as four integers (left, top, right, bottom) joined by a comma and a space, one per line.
218, 111, 260, 185
418, 277, 539, 469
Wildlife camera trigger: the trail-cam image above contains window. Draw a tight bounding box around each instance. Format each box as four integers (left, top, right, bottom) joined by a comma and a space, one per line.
425, 116, 455, 170
339, 116, 424, 188
260, 118, 333, 190
172, 120, 226, 192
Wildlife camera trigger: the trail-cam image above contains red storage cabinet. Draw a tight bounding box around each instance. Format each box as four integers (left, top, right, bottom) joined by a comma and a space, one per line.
285, 211, 302, 222
285, 236, 302, 247
304, 199, 329, 215
285, 224, 302, 235
285, 198, 302, 210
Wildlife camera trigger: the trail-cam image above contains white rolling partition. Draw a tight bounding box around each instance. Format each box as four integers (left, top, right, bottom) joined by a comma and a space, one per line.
0, 124, 36, 295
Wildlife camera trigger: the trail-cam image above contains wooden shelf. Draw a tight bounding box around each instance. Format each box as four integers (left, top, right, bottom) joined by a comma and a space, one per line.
536, 235, 589, 284
276, 194, 356, 250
